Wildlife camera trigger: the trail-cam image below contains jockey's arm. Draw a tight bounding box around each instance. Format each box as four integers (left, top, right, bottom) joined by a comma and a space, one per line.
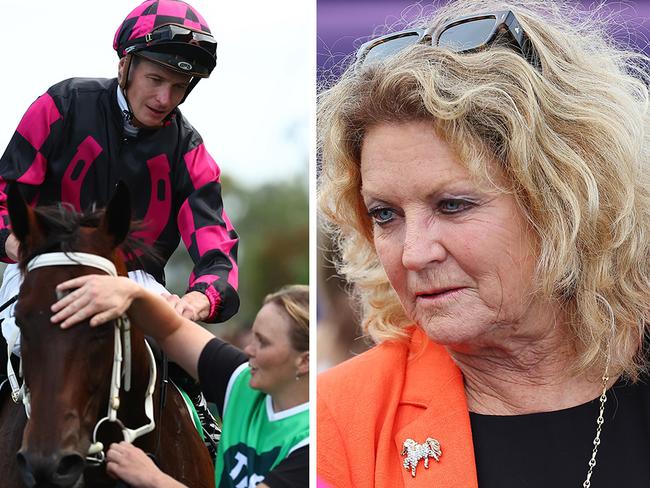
51, 275, 214, 380
177, 143, 239, 324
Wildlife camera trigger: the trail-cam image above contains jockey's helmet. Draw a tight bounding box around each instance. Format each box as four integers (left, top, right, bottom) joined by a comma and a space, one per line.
113, 0, 217, 92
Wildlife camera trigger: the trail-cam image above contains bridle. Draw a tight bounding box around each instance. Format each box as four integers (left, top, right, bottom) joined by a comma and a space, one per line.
5, 252, 158, 465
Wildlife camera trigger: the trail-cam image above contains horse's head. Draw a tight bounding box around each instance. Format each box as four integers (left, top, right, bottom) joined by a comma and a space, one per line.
9, 183, 131, 487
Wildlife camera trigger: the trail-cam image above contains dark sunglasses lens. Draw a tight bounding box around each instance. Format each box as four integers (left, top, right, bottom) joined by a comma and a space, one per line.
362, 32, 421, 65
437, 17, 497, 52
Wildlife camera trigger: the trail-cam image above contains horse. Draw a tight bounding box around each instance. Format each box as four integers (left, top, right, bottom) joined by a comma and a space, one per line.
0, 183, 215, 488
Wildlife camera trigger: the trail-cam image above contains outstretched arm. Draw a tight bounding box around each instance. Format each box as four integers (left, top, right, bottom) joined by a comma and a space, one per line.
162, 290, 210, 322
50, 275, 213, 379
176, 141, 239, 323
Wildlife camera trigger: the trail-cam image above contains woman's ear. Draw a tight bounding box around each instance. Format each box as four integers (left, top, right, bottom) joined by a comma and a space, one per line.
295, 350, 309, 377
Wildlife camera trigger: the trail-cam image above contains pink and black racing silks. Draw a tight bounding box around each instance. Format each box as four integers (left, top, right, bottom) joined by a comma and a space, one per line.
0, 77, 239, 323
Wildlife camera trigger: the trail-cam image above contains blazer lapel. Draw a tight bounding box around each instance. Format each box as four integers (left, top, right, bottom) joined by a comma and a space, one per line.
394, 328, 479, 487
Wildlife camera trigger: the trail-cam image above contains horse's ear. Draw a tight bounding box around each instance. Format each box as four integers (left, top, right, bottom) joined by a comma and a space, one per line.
101, 181, 131, 247
7, 182, 40, 245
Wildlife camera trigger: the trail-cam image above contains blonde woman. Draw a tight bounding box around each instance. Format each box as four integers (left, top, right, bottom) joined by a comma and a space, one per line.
318, 1, 650, 487
51, 283, 309, 488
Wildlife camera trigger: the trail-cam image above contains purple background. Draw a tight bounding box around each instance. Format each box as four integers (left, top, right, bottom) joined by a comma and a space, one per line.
317, 0, 650, 80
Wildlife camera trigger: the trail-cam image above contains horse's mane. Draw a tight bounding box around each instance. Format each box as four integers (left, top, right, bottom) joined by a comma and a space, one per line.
18, 202, 161, 272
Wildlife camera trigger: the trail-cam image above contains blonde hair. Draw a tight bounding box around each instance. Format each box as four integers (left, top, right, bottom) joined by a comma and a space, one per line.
318, 0, 650, 378
264, 285, 309, 352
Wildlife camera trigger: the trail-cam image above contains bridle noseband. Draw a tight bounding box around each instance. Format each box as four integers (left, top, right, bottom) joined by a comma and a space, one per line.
6, 252, 158, 465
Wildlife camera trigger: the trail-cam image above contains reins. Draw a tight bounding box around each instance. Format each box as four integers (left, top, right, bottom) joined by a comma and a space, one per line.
0, 295, 18, 314
5, 252, 158, 465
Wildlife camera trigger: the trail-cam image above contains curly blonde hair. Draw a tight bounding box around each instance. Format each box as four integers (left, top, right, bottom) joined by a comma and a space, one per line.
318, 0, 650, 378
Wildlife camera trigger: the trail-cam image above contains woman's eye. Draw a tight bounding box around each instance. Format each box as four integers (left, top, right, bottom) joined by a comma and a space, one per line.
368, 207, 395, 225
439, 199, 472, 214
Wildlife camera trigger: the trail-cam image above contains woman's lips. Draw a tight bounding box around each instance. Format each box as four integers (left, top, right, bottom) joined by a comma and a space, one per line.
415, 287, 466, 302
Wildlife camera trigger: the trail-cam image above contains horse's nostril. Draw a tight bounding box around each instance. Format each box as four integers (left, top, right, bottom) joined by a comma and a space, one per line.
50, 454, 86, 487
16, 451, 36, 487
16, 449, 85, 487
56, 454, 85, 477
16, 450, 27, 470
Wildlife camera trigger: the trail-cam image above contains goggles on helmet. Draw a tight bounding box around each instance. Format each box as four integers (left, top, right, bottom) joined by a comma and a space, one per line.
123, 23, 217, 78
142, 24, 217, 57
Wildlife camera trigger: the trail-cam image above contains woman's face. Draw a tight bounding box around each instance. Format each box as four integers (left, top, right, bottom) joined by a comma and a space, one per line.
360, 121, 546, 347
244, 302, 307, 395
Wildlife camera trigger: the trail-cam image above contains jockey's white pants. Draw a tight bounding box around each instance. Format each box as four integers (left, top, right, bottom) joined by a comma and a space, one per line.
0, 264, 169, 356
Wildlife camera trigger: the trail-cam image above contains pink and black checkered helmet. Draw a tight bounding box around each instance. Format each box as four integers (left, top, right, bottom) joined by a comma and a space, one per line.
114, 0, 217, 78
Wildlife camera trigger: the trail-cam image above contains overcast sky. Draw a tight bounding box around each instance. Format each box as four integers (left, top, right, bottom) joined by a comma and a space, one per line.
1, 0, 313, 188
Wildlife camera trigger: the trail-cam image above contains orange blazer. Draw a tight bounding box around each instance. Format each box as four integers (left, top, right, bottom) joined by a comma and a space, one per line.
317, 327, 479, 487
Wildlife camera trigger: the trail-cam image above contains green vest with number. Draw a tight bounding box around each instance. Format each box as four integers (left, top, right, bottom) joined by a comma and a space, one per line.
215, 363, 309, 487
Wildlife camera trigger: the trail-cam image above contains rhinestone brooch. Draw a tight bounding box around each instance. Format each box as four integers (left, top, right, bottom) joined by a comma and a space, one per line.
401, 437, 442, 477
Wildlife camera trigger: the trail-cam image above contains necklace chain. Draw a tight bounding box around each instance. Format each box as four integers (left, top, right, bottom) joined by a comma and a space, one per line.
582, 370, 609, 488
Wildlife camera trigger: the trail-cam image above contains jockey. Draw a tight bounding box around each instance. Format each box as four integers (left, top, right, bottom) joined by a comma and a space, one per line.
0, 0, 237, 458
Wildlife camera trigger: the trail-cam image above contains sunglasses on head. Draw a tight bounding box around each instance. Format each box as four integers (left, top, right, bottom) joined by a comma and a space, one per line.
143, 24, 217, 56
355, 10, 540, 72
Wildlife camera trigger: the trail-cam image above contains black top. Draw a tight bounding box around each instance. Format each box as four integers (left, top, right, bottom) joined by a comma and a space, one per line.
198, 337, 309, 488
470, 375, 650, 487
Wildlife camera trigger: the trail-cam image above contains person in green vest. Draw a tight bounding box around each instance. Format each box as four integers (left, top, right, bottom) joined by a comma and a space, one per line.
51, 281, 310, 488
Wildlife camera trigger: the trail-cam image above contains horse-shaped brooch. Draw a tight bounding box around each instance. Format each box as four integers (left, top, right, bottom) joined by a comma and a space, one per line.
401, 437, 442, 477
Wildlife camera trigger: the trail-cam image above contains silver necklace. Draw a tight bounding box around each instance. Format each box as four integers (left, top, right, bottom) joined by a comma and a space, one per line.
582, 368, 609, 488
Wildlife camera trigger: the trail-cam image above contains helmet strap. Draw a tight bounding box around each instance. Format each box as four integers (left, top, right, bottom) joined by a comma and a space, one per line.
180, 77, 201, 104
119, 55, 136, 122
